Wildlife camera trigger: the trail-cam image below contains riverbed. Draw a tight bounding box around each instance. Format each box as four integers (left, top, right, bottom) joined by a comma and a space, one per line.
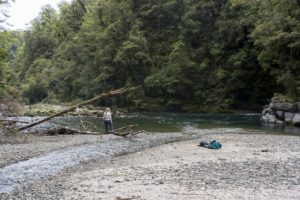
0, 132, 299, 200
0, 113, 300, 199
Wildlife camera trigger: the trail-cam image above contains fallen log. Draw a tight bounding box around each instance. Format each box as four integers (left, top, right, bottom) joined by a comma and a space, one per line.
19, 86, 141, 131
109, 130, 149, 137
43, 125, 148, 137
0, 119, 28, 124
107, 125, 149, 137
44, 127, 100, 136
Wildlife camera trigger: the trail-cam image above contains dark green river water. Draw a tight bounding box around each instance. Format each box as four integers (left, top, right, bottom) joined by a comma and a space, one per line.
48, 112, 299, 136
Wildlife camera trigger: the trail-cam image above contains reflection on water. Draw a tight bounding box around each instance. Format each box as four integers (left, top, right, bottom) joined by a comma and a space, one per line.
15, 112, 300, 135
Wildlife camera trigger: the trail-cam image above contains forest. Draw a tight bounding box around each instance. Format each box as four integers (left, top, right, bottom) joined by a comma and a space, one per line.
0, 0, 300, 112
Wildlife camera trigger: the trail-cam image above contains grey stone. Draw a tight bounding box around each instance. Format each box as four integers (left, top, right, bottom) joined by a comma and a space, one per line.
262, 107, 273, 115
285, 112, 295, 123
291, 114, 300, 126
276, 110, 285, 121
261, 114, 276, 123
270, 102, 295, 112
294, 102, 300, 112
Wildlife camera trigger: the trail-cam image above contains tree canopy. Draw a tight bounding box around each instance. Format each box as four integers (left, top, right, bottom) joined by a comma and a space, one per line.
4, 0, 300, 111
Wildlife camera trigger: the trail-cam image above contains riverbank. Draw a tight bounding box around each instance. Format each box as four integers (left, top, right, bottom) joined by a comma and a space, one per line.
1, 102, 259, 119
1, 132, 299, 199
0, 133, 104, 168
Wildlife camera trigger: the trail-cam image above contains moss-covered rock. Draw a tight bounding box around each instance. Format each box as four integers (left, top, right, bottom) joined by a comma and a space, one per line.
261, 94, 300, 126
24, 104, 106, 117
24, 104, 65, 116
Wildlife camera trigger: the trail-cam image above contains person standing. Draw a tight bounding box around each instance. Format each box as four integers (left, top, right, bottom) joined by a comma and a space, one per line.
103, 107, 112, 132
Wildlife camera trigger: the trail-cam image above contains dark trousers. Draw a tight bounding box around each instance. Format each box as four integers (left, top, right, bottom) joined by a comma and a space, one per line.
104, 120, 112, 132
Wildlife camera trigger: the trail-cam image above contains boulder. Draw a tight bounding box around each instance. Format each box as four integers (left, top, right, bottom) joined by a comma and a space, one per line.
275, 119, 284, 124
276, 110, 285, 121
294, 102, 300, 112
285, 112, 295, 123
270, 102, 295, 112
291, 114, 300, 126
261, 114, 276, 123
262, 107, 273, 115
262, 97, 300, 126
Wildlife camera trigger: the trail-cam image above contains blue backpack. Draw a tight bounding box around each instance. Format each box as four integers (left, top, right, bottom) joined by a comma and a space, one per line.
207, 140, 222, 149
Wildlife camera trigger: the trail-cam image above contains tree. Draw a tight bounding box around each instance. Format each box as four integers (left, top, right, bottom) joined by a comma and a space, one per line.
251, 0, 300, 100
0, 0, 15, 98
10, 0, 299, 109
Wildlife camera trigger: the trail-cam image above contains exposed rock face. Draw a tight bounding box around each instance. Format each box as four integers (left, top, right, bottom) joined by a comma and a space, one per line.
261, 97, 300, 126
291, 113, 300, 126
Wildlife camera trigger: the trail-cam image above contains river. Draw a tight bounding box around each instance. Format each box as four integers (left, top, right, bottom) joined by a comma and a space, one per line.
17, 112, 300, 135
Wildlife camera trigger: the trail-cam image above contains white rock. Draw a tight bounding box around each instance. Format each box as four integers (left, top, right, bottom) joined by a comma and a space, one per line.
262, 114, 276, 123
291, 113, 300, 126
285, 112, 295, 123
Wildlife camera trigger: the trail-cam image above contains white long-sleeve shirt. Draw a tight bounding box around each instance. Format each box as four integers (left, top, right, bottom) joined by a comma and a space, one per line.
103, 111, 112, 121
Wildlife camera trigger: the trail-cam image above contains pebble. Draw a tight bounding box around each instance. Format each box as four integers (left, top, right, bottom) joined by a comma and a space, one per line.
1, 133, 299, 200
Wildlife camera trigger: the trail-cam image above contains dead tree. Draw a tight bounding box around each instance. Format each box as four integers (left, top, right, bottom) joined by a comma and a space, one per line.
19, 86, 141, 131
43, 125, 148, 137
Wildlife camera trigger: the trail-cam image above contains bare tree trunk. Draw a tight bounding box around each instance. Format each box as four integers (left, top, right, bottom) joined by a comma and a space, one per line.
43, 124, 147, 137
0, 119, 28, 124
19, 86, 141, 131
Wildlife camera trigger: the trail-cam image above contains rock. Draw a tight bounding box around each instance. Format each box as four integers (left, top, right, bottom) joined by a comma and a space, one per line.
294, 102, 300, 112
275, 119, 284, 124
261, 114, 276, 123
262, 96, 300, 126
276, 111, 285, 121
270, 102, 295, 112
285, 112, 295, 123
262, 107, 273, 115
291, 114, 300, 126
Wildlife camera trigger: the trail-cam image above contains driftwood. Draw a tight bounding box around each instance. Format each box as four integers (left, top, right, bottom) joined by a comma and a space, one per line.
107, 124, 149, 137
0, 119, 28, 124
44, 125, 148, 137
19, 86, 141, 131
45, 127, 99, 136
110, 130, 149, 137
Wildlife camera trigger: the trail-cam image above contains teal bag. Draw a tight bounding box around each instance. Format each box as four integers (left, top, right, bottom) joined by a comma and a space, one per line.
208, 140, 222, 149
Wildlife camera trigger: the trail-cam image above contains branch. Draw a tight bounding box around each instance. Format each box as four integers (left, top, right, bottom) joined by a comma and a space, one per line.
19, 86, 141, 131
0, 119, 28, 124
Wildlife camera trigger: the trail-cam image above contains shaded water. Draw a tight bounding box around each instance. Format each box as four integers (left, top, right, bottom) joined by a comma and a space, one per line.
45, 112, 299, 135
1, 113, 299, 194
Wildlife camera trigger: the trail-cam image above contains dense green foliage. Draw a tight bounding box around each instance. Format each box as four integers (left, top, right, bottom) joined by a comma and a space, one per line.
0, 0, 16, 98
5, 0, 300, 111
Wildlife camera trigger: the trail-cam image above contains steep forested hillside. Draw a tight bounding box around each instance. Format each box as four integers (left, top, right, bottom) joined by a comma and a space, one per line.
2, 0, 300, 112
